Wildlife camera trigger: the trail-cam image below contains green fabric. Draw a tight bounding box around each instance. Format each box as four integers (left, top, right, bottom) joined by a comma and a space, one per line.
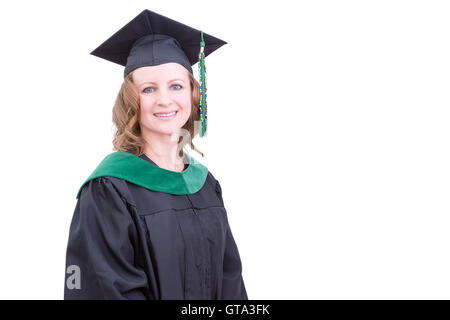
76, 151, 208, 199
199, 30, 207, 137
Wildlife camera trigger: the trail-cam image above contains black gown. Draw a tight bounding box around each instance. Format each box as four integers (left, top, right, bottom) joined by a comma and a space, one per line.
64, 153, 247, 299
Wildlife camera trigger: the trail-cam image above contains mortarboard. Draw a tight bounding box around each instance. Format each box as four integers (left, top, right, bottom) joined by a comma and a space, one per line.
90, 9, 227, 137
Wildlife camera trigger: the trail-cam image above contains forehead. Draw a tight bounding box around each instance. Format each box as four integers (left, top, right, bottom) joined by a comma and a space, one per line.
132, 63, 189, 82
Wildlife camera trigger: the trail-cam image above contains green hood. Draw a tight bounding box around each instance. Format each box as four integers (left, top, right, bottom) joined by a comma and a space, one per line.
76, 151, 208, 199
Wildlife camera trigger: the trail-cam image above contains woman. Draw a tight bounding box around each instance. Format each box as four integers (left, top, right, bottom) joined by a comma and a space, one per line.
64, 9, 248, 300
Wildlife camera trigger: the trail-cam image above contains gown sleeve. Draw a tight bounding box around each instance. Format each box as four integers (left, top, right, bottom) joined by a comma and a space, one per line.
64, 177, 149, 300
214, 178, 248, 300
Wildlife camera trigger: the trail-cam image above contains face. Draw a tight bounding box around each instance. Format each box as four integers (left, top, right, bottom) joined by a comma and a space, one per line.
133, 63, 192, 138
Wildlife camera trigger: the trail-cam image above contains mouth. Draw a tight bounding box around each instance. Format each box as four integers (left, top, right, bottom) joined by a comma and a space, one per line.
153, 110, 178, 119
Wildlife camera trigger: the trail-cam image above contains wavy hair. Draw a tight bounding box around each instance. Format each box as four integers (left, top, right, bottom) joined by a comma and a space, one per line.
112, 69, 204, 158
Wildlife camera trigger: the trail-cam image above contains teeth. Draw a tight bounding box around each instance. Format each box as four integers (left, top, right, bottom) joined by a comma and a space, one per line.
154, 111, 176, 117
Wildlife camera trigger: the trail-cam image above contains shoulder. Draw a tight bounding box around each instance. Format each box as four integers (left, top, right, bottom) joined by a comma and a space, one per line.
206, 170, 223, 198
79, 176, 137, 208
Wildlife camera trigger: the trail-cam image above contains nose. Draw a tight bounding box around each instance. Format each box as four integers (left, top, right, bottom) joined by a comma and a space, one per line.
156, 88, 172, 106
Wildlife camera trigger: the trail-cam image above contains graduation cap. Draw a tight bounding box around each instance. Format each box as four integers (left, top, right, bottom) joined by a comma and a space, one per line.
90, 9, 227, 137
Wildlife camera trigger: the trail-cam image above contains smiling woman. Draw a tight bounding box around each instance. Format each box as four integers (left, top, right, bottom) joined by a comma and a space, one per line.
64, 8, 248, 300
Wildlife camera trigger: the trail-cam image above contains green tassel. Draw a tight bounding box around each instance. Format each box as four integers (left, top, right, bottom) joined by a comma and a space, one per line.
198, 31, 207, 137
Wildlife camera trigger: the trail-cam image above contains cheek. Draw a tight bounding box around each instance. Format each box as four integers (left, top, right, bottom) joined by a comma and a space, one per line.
139, 96, 155, 112
179, 93, 192, 110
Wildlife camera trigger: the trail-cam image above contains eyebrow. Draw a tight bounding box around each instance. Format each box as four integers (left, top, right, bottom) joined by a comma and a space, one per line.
139, 79, 185, 87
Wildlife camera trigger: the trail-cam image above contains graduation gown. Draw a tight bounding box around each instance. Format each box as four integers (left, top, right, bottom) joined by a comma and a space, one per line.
64, 151, 247, 300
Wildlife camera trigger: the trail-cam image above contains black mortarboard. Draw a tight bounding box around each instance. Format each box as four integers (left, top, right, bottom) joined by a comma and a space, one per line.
90, 9, 226, 77
90, 9, 227, 137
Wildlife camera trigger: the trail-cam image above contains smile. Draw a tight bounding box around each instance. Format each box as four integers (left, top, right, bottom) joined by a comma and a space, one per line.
154, 111, 178, 119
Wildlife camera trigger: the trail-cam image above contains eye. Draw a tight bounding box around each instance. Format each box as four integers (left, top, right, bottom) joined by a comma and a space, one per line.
142, 84, 183, 93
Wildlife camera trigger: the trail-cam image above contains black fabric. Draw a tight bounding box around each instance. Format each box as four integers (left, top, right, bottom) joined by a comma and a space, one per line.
89, 9, 227, 77
64, 154, 247, 300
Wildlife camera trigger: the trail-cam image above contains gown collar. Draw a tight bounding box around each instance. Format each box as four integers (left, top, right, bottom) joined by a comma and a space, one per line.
76, 151, 208, 199
138, 152, 189, 171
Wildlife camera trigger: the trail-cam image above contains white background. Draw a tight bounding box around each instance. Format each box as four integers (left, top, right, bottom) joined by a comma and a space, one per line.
0, 0, 449, 299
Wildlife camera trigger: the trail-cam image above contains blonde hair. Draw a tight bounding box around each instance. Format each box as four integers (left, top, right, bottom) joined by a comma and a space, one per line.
112, 69, 204, 158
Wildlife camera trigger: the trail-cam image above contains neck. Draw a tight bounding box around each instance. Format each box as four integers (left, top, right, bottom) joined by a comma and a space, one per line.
142, 129, 186, 171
